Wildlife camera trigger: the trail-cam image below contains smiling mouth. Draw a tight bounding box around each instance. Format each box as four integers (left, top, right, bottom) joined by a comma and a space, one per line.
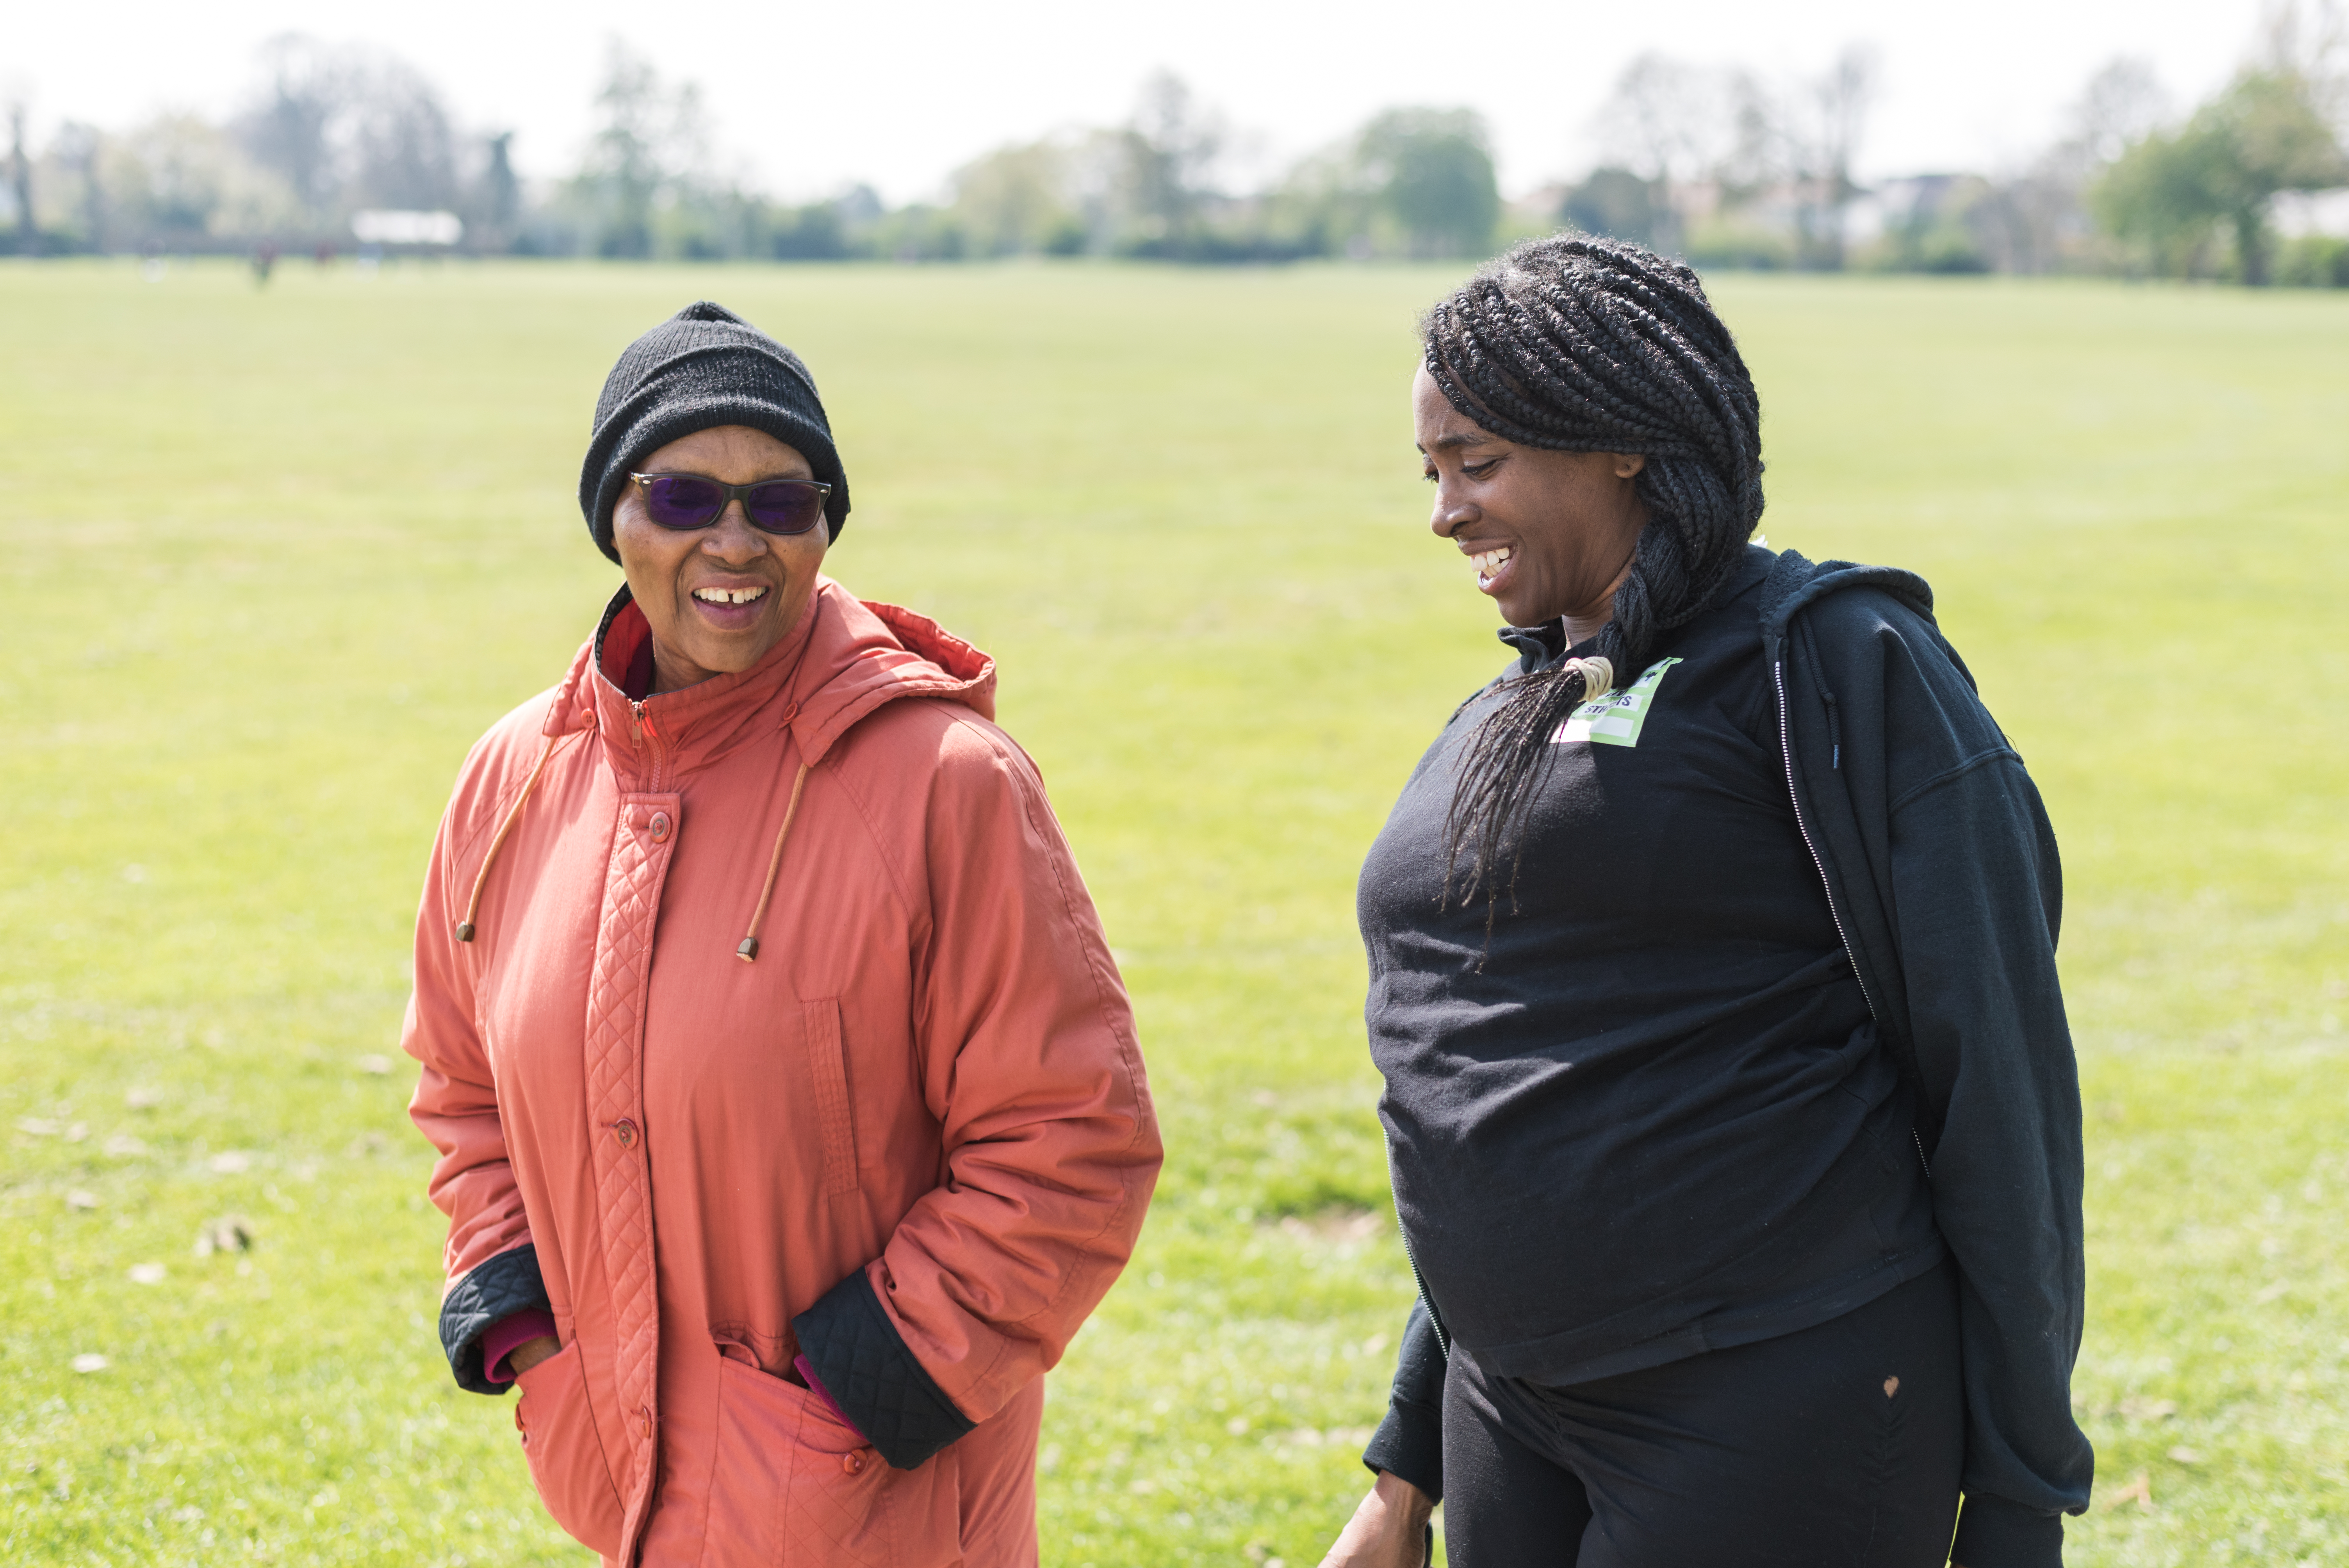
692, 586, 769, 606
1470, 545, 1512, 588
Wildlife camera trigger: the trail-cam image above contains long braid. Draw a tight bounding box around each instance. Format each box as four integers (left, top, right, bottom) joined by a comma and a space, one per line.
1431, 235, 1766, 915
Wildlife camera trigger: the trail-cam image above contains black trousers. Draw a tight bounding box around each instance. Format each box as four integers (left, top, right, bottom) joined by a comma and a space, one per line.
1442, 1259, 1964, 1568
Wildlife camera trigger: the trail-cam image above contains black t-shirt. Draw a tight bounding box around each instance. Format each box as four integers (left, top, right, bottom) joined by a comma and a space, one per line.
1360, 548, 1943, 1384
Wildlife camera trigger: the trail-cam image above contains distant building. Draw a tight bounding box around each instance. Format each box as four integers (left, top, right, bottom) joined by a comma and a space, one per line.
351, 209, 464, 247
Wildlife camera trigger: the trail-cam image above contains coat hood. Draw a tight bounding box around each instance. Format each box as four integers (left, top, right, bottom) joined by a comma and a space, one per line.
538, 577, 997, 772
445, 578, 1000, 950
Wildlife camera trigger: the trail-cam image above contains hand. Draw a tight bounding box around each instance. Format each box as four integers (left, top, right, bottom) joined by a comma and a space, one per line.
505, 1334, 561, 1378
1319, 1471, 1435, 1568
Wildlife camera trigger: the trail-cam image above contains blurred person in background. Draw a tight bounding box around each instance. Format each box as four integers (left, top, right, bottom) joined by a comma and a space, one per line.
1320, 238, 2091, 1568
402, 301, 1160, 1566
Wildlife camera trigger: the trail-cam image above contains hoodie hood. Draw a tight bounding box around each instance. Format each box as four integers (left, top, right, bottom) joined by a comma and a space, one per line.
1757, 548, 1935, 645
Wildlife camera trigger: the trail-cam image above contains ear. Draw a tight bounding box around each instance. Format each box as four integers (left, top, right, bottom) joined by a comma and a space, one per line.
1611, 453, 1647, 480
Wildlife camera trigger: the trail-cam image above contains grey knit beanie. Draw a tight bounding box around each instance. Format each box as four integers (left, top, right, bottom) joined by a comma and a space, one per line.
578, 301, 850, 561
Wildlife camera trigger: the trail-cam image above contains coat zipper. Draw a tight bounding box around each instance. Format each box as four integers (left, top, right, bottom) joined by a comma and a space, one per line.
1773, 652, 1931, 1182
629, 699, 668, 790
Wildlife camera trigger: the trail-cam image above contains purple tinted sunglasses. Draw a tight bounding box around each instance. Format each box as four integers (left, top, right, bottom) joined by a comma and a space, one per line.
629, 471, 832, 536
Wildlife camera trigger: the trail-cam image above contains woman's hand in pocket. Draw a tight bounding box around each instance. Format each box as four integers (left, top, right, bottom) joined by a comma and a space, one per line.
1319, 1471, 1434, 1568
506, 1335, 561, 1378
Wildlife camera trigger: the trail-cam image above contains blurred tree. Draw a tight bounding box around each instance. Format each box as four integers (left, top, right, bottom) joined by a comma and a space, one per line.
346, 58, 460, 212
1111, 71, 1223, 255
1356, 108, 1498, 257
768, 201, 848, 260
1793, 46, 1876, 268
47, 121, 108, 251
1594, 55, 1710, 185
578, 40, 706, 259
1863, 175, 1995, 273
241, 35, 344, 219
1589, 53, 1712, 251
586, 44, 659, 258
124, 116, 228, 237
951, 139, 1077, 257
1259, 144, 1368, 258
1561, 166, 1659, 246
1714, 71, 1784, 208
2068, 58, 2175, 169
2094, 68, 2346, 281
867, 202, 967, 262
470, 131, 520, 250
7, 99, 32, 253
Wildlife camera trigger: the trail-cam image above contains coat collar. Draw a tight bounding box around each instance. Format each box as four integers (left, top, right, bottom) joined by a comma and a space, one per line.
540, 577, 996, 776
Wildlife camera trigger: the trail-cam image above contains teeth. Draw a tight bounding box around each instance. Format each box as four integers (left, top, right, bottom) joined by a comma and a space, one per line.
694, 586, 768, 605
1471, 547, 1512, 576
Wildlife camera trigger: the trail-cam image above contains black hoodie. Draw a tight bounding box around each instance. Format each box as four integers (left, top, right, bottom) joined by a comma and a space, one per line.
1360, 548, 2092, 1568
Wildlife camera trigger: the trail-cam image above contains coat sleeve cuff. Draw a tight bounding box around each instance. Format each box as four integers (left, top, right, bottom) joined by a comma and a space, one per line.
792, 1268, 976, 1471
1950, 1492, 2066, 1567
480, 1308, 559, 1385
1361, 1397, 1444, 1502
438, 1243, 551, 1395
1360, 1299, 1445, 1500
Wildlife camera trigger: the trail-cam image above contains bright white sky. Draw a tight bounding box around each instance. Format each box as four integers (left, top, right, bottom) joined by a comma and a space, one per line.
7, 0, 2269, 201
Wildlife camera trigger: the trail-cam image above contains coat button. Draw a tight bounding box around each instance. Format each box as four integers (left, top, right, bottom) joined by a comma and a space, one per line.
614, 1119, 638, 1149
640, 1405, 654, 1439
649, 811, 672, 843
841, 1452, 865, 1475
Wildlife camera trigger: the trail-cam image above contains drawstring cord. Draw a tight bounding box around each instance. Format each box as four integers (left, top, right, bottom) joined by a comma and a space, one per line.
736, 763, 811, 962
453, 696, 811, 958
454, 729, 576, 943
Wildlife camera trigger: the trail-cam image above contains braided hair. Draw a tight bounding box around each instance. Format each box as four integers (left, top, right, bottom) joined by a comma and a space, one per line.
1426, 234, 1766, 914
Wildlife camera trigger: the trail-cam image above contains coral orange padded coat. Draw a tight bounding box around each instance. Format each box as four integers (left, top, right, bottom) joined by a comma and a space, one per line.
403, 579, 1161, 1566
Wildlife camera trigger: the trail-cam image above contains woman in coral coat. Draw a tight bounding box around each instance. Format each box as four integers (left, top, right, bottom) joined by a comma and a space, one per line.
403, 302, 1160, 1567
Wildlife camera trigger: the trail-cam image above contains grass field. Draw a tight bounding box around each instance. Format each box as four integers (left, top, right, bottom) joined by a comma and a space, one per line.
2, 257, 2345, 1566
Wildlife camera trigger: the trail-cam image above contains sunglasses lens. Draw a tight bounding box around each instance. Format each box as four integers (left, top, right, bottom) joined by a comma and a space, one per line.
744, 482, 826, 536
643, 476, 724, 529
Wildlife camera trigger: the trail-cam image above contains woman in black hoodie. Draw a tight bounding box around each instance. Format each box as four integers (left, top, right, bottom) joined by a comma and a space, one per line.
1318, 238, 2092, 1568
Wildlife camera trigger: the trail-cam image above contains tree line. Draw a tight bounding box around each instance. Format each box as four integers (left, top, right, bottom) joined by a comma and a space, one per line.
2, 19, 2343, 285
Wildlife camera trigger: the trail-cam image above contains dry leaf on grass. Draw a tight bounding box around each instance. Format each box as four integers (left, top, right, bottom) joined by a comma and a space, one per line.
195, 1216, 255, 1256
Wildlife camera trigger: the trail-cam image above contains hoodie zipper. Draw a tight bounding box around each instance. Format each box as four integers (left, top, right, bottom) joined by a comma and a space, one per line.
1773, 650, 1932, 1182
1383, 1137, 1453, 1357
1399, 1226, 1452, 1358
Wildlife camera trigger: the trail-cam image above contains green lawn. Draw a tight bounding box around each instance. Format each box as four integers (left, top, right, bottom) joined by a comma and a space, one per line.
2, 258, 2344, 1566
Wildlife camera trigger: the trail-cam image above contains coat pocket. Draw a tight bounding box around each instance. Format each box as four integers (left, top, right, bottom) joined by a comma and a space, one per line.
708, 1356, 959, 1567
804, 999, 859, 1197
514, 1342, 625, 1557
